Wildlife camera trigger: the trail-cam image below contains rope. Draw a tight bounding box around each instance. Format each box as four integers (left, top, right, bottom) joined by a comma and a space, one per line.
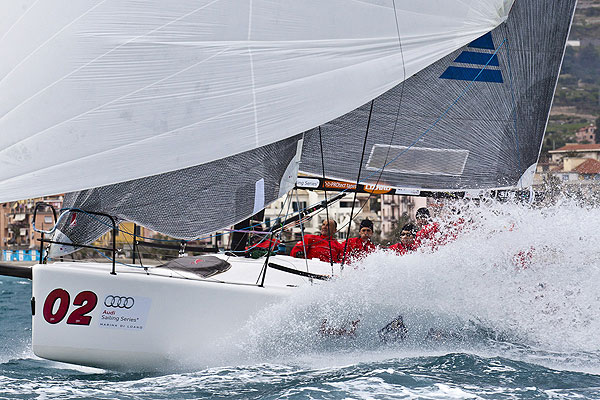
341, 99, 374, 268
295, 187, 310, 274
318, 126, 334, 269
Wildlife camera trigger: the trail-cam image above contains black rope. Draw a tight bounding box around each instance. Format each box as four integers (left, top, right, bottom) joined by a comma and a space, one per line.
257, 190, 293, 286
318, 126, 335, 269
268, 263, 330, 281
332, 0, 408, 251
374, 0, 407, 187
342, 99, 375, 267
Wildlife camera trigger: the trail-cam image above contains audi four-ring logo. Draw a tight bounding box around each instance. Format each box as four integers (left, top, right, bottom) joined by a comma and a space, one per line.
104, 295, 135, 309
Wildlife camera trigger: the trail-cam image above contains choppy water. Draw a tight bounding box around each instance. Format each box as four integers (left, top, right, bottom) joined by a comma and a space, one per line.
2, 199, 600, 399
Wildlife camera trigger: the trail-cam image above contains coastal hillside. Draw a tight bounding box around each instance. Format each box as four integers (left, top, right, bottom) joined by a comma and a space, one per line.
544, 0, 600, 155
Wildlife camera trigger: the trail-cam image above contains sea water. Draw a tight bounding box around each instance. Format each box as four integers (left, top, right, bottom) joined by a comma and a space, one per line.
2, 199, 600, 399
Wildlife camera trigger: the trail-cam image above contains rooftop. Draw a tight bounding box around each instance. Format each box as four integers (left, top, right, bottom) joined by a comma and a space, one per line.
549, 143, 600, 153
574, 159, 600, 174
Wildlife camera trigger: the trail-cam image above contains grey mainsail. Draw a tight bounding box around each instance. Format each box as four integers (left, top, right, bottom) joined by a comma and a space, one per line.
300, 0, 577, 191
53, 135, 301, 252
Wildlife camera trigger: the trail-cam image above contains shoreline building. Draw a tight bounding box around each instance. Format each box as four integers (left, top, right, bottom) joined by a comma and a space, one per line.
263, 189, 427, 246
534, 144, 600, 195
0, 195, 64, 261
575, 125, 597, 144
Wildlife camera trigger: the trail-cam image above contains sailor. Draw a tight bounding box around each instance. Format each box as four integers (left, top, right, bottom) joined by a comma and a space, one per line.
415, 207, 439, 248
437, 206, 467, 246
245, 225, 280, 258
341, 218, 376, 262
389, 223, 419, 255
379, 315, 408, 343
290, 219, 343, 263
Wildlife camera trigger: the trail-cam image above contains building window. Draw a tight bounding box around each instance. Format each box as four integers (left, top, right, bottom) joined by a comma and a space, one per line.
292, 201, 307, 212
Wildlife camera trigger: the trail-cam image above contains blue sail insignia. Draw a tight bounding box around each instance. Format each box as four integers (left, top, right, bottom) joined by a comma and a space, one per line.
440, 32, 504, 83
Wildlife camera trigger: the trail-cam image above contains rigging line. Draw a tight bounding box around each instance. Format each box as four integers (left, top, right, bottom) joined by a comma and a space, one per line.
257, 190, 292, 286
269, 139, 300, 252
91, 249, 146, 270
336, 0, 408, 242
505, 38, 522, 182
367, 38, 509, 179
371, 0, 407, 188
295, 187, 311, 275
247, 199, 286, 250
318, 126, 334, 271
341, 99, 374, 268
310, 0, 408, 249
264, 136, 300, 254
282, 189, 295, 242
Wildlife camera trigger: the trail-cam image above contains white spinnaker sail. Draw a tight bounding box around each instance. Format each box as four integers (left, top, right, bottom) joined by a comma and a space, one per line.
0, 0, 514, 202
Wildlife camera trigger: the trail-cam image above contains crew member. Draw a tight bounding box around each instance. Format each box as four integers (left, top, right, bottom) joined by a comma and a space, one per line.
341, 219, 376, 262
245, 225, 280, 258
290, 219, 343, 263
389, 223, 419, 255
415, 207, 439, 247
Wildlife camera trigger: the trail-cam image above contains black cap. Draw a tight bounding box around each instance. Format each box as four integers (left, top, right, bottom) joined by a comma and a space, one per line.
401, 223, 418, 235
360, 219, 373, 230
415, 207, 430, 218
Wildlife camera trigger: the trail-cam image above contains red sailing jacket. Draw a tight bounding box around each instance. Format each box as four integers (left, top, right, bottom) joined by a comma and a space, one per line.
388, 241, 420, 256
249, 238, 280, 250
416, 223, 439, 243
416, 222, 440, 250
341, 237, 376, 261
290, 234, 344, 263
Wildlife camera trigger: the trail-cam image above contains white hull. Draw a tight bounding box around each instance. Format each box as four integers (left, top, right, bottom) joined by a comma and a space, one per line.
32, 255, 339, 370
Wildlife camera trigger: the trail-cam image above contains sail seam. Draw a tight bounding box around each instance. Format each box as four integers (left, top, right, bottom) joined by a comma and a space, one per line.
247, 0, 259, 148
0, 0, 107, 92
0, 0, 225, 124
0, 0, 42, 45
0, 47, 231, 158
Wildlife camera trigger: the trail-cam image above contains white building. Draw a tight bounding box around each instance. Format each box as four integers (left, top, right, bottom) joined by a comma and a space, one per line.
380, 194, 427, 239
264, 189, 378, 241
264, 188, 428, 244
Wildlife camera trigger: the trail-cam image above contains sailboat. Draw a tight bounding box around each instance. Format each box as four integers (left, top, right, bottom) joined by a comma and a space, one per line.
0, 0, 576, 370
